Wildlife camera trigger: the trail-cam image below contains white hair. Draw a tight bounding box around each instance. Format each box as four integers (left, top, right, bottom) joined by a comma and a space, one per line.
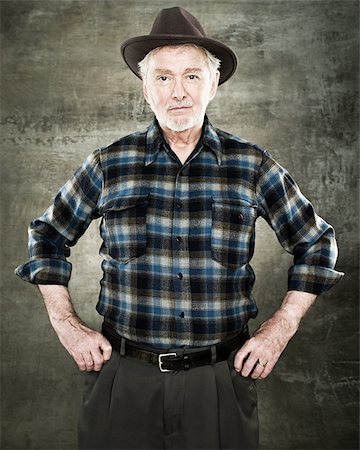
138, 43, 221, 82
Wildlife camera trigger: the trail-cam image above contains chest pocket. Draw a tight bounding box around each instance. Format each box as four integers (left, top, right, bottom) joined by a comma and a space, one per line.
211, 200, 257, 269
103, 195, 148, 263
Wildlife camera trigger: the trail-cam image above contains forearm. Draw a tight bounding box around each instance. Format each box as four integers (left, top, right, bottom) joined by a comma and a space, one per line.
235, 290, 317, 379
37, 285, 112, 371
258, 290, 317, 340
38, 284, 82, 332
279, 290, 317, 320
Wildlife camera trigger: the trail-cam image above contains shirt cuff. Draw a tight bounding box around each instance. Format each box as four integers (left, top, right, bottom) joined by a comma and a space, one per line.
288, 264, 344, 295
15, 258, 72, 286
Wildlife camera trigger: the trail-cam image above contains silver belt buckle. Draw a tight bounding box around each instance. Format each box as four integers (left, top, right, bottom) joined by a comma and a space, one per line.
158, 352, 177, 372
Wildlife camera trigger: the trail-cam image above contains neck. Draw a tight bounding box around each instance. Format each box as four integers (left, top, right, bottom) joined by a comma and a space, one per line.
160, 121, 204, 164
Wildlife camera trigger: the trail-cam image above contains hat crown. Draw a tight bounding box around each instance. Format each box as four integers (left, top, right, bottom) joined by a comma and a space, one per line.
150, 6, 206, 37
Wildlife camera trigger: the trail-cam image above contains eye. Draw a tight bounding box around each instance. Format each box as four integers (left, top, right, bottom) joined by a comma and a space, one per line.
187, 74, 199, 80
157, 76, 169, 82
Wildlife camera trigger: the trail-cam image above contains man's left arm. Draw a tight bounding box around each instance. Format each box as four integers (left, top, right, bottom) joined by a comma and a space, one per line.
234, 290, 316, 379
236, 152, 344, 379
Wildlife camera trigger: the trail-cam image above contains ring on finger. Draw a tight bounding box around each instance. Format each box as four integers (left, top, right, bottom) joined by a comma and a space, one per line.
257, 360, 267, 368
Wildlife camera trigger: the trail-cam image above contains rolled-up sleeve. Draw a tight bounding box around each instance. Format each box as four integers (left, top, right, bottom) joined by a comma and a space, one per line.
15, 149, 103, 286
256, 151, 344, 295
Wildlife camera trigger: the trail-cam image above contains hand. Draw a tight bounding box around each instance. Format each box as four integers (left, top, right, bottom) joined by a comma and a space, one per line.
55, 318, 112, 372
234, 309, 300, 379
37, 285, 113, 371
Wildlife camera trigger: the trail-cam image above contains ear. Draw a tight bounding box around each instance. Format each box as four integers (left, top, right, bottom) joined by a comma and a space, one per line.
209, 70, 220, 100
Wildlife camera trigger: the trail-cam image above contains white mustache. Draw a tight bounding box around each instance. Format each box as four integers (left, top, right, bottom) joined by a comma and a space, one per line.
167, 102, 193, 110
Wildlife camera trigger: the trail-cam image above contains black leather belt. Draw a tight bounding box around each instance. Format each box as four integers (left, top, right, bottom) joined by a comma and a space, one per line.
102, 324, 249, 372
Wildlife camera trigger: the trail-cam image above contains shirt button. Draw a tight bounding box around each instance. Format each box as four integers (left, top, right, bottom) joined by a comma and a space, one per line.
238, 213, 244, 222
177, 272, 183, 279
176, 236, 182, 243
177, 202, 183, 209
179, 312, 185, 318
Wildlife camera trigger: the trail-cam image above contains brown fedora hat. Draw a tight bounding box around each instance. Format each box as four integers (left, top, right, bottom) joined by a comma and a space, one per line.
121, 6, 237, 85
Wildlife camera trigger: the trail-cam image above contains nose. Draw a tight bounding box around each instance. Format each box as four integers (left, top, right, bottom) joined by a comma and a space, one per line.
171, 77, 187, 100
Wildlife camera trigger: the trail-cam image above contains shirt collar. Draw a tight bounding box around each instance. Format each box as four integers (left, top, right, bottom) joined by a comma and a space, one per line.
145, 115, 222, 166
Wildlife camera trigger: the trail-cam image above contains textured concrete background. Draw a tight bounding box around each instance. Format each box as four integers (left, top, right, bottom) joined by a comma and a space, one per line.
1, 0, 358, 449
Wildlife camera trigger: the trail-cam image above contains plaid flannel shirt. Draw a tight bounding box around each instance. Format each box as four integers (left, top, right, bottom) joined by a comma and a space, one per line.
15, 116, 343, 348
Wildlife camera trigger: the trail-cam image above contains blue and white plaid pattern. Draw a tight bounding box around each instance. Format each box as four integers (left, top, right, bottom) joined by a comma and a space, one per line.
16, 116, 343, 347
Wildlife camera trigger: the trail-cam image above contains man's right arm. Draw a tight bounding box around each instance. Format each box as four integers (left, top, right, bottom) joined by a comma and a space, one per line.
38, 285, 112, 371
15, 150, 110, 370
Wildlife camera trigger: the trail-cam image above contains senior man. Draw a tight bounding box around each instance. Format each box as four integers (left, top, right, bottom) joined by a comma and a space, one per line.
16, 6, 343, 450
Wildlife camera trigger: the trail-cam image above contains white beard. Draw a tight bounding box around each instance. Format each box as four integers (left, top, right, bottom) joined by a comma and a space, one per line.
148, 99, 207, 132
161, 113, 201, 132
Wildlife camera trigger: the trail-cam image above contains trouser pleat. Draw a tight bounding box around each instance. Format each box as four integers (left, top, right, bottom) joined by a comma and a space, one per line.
78, 348, 259, 449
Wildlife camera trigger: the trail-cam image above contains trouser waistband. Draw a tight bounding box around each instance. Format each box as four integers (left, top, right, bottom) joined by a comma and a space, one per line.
102, 324, 249, 372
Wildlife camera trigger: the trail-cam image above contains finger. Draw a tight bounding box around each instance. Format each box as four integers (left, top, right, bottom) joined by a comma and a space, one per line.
89, 336, 112, 371
241, 355, 259, 377
258, 360, 276, 379
234, 344, 252, 372
90, 345, 107, 371
99, 337, 112, 362
82, 352, 95, 372
251, 362, 266, 379
76, 355, 87, 372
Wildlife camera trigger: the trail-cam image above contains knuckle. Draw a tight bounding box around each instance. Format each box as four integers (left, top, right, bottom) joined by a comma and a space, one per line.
93, 356, 103, 367
94, 331, 104, 341
234, 354, 243, 365
85, 360, 93, 369
78, 362, 86, 371
83, 355, 93, 366
243, 363, 253, 372
244, 340, 255, 352
74, 354, 84, 364
245, 357, 257, 368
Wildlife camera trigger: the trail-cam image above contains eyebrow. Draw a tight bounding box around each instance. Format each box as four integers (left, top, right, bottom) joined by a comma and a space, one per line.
153, 68, 204, 75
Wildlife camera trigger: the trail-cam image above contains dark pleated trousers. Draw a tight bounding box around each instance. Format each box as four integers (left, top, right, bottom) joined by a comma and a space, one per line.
78, 347, 259, 450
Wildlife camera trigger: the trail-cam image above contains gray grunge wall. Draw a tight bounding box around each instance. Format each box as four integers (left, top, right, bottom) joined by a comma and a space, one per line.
1, 1, 358, 449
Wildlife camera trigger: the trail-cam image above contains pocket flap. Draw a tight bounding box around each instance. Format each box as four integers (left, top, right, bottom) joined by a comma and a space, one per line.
100, 195, 149, 213
213, 198, 257, 209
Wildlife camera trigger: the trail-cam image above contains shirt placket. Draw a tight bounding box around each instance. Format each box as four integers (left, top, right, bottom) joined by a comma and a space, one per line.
172, 163, 193, 347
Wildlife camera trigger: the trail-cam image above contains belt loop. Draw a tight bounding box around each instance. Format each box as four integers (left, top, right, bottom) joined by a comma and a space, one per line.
120, 337, 126, 357
183, 354, 190, 370
211, 345, 217, 364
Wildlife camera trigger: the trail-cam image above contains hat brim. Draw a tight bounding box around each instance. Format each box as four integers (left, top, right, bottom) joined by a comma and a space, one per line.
121, 35, 237, 85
